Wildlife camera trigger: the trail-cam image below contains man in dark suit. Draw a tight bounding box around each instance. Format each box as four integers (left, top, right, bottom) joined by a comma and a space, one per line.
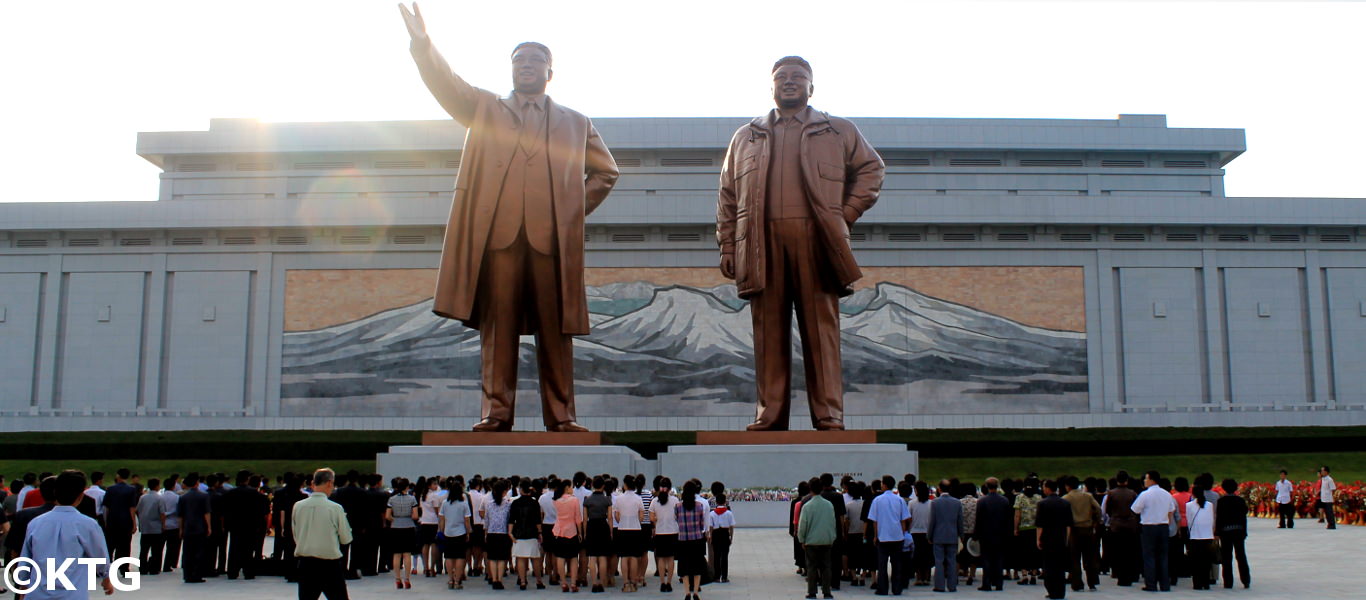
400, 3, 619, 433
273, 472, 307, 581
329, 471, 369, 580
223, 471, 270, 579
925, 480, 964, 593
207, 474, 230, 576
1102, 471, 1140, 587
1036, 479, 1075, 600
177, 473, 213, 583
101, 468, 139, 575
361, 474, 390, 576
973, 477, 1012, 592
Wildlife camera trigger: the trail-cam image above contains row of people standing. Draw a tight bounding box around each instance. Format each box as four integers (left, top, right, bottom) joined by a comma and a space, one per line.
790, 470, 1254, 599
421, 473, 730, 600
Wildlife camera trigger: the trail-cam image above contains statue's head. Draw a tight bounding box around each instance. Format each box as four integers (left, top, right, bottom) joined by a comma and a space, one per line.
771, 55, 814, 110
511, 42, 553, 94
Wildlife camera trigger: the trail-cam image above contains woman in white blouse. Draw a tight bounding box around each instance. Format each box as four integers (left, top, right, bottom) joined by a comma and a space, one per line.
1184, 487, 1216, 591
419, 477, 445, 578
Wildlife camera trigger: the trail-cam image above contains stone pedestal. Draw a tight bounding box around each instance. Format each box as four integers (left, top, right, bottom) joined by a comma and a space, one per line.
376, 445, 653, 481
421, 431, 603, 446
656, 443, 917, 490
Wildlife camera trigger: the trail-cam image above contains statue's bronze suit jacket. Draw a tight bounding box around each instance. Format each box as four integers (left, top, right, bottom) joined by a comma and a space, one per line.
411, 40, 619, 335
717, 111, 884, 298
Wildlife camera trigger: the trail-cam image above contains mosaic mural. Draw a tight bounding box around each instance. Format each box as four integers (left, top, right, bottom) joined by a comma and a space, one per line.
280, 267, 1087, 417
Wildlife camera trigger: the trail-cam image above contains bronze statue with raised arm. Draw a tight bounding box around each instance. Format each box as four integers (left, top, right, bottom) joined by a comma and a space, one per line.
717, 56, 885, 431
400, 3, 619, 432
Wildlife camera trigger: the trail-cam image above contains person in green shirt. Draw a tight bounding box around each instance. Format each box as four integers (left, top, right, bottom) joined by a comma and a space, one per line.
798, 477, 838, 599
292, 468, 354, 600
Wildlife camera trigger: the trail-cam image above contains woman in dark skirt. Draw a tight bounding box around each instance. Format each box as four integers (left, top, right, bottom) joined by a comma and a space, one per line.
649, 478, 680, 593
551, 479, 585, 593
439, 479, 472, 590
675, 481, 710, 600
386, 478, 420, 589
582, 476, 615, 592
482, 480, 514, 589
1012, 478, 1042, 585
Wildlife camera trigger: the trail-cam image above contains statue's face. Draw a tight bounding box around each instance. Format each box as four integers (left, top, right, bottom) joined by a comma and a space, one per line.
771, 64, 813, 109
511, 46, 552, 94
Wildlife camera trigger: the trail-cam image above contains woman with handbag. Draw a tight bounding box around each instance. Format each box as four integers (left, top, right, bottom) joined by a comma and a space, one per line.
1184, 486, 1215, 590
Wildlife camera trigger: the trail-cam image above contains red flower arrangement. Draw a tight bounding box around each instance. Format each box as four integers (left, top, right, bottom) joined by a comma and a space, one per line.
1236, 480, 1364, 525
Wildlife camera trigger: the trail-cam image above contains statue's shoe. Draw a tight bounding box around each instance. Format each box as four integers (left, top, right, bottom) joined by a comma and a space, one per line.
548, 421, 590, 433
472, 418, 512, 432
815, 419, 846, 431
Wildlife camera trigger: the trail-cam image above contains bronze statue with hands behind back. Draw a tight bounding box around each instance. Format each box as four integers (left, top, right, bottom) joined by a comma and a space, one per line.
717, 56, 885, 431
399, 3, 619, 432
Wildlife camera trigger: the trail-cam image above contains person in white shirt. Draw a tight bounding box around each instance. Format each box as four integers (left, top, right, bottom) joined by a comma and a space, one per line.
648, 479, 680, 593
467, 479, 489, 578
538, 479, 561, 586
1318, 466, 1336, 530
1274, 470, 1295, 529
84, 473, 106, 519
159, 481, 183, 573
707, 493, 736, 583
611, 475, 647, 592
1130, 470, 1176, 592
419, 477, 445, 578
1184, 486, 1216, 590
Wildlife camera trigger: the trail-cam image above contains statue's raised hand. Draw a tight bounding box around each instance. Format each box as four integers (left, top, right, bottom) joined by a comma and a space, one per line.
398, 3, 427, 42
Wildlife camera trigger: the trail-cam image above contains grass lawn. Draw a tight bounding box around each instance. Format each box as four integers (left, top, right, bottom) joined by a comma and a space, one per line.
3, 452, 1361, 489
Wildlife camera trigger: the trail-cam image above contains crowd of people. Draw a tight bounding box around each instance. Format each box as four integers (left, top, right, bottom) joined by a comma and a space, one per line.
0, 465, 1340, 598
0, 469, 737, 600
786, 469, 1292, 599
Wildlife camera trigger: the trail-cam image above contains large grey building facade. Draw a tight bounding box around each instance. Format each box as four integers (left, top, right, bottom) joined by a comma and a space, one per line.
1, 114, 1364, 431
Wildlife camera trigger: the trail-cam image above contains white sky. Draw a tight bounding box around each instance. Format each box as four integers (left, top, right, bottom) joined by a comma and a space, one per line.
2, 0, 1363, 202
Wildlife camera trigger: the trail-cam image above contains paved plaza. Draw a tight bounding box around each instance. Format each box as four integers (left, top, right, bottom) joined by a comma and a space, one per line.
102, 518, 1359, 599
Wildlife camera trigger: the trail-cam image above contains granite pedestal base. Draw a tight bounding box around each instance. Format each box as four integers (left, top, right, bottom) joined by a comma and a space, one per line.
656, 443, 918, 489
376, 445, 654, 481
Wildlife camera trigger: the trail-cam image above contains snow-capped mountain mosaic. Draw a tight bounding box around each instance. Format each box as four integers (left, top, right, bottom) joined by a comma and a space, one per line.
280, 281, 1088, 417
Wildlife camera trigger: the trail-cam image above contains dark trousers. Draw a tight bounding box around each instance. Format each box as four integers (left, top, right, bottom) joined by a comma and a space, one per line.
138, 532, 165, 575
1139, 525, 1170, 591
105, 524, 134, 562
1042, 542, 1069, 599
297, 557, 350, 600
212, 527, 229, 573
931, 542, 957, 591
979, 539, 1005, 590
1218, 533, 1250, 588
1108, 528, 1139, 585
1067, 527, 1099, 590
162, 528, 181, 571
793, 536, 806, 569
1168, 526, 1188, 582
228, 528, 262, 578
874, 541, 905, 594
710, 529, 731, 580
1277, 503, 1295, 528
182, 533, 209, 582
1187, 539, 1213, 589
353, 527, 379, 575
750, 218, 845, 430
1322, 502, 1336, 529
275, 529, 298, 579
804, 544, 833, 597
